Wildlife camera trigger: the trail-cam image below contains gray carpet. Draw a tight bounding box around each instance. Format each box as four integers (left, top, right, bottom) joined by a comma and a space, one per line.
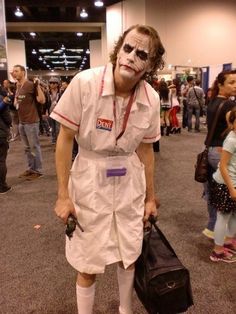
1, 126, 236, 314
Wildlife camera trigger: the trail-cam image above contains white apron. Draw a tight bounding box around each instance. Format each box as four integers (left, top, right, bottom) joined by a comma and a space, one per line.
66, 147, 146, 274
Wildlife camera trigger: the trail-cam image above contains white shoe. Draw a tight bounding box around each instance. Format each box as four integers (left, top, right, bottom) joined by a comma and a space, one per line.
202, 228, 214, 240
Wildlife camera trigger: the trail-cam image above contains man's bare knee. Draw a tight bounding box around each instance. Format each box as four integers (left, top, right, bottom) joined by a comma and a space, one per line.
118, 262, 135, 270
77, 272, 96, 287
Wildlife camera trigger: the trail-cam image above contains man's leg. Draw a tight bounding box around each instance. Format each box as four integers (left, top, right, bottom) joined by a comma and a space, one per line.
19, 123, 34, 170
187, 105, 193, 131
76, 272, 96, 314
194, 107, 200, 131
0, 139, 9, 190
117, 262, 134, 314
24, 123, 43, 173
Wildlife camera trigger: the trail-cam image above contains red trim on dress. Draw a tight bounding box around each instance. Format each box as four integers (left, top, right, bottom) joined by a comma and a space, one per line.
143, 134, 159, 139
52, 110, 80, 127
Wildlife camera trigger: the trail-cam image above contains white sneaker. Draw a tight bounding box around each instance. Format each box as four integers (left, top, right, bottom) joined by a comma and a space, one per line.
202, 228, 214, 240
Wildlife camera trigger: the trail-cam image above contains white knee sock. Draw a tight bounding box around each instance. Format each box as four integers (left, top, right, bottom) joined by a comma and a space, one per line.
76, 282, 95, 314
117, 266, 134, 314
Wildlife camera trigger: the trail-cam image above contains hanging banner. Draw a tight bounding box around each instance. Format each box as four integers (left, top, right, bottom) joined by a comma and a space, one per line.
0, 0, 7, 71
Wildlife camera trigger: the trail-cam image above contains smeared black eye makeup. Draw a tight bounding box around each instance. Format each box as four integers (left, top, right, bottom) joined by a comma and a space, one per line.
123, 43, 149, 61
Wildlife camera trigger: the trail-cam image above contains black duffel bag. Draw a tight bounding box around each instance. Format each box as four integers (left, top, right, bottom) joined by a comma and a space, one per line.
134, 216, 193, 314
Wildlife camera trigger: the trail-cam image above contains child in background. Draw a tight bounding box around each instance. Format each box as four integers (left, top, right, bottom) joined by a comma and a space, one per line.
210, 108, 236, 263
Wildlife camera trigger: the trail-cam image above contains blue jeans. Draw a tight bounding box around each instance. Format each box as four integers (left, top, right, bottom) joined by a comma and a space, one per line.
203, 147, 220, 231
19, 122, 42, 173
187, 104, 200, 131
49, 117, 59, 144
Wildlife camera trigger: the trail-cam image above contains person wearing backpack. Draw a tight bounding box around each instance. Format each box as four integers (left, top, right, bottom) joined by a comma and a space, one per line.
186, 79, 205, 132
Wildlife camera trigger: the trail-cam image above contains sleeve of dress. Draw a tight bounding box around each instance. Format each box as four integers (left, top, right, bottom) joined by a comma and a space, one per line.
142, 89, 161, 143
50, 75, 82, 132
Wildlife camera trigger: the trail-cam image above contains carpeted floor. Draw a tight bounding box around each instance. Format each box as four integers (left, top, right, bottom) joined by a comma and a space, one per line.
1, 125, 236, 314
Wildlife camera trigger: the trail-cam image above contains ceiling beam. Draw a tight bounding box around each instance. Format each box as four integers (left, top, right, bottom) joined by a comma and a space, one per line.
6, 22, 104, 33
5, 0, 95, 7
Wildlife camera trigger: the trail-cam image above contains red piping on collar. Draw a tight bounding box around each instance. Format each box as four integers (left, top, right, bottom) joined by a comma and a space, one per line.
99, 65, 107, 96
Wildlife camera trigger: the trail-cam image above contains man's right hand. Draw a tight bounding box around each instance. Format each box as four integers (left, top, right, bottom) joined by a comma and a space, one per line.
54, 197, 76, 224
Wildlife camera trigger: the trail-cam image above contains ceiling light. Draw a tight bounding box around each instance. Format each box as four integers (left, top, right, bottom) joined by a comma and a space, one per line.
30, 32, 36, 37
86, 49, 90, 54
76, 32, 83, 37
80, 9, 88, 18
32, 49, 37, 54
15, 7, 24, 17
94, 1, 104, 7
61, 45, 66, 50
38, 56, 43, 61
39, 49, 54, 53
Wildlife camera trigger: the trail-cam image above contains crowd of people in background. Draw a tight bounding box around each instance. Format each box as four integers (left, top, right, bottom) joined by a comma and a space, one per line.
0, 67, 71, 194
1, 64, 236, 267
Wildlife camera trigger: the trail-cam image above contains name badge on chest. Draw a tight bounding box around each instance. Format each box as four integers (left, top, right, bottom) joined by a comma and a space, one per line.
96, 118, 113, 131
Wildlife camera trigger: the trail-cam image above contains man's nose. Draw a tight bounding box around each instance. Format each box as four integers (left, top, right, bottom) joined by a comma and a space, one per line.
127, 50, 136, 62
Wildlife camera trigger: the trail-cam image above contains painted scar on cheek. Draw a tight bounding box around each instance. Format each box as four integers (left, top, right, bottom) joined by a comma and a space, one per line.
119, 55, 147, 74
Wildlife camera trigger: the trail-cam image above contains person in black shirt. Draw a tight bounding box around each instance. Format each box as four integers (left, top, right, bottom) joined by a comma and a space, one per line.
0, 90, 12, 194
202, 69, 236, 239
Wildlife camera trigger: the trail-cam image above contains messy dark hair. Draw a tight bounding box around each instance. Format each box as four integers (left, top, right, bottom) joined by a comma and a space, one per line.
221, 107, 236, 138
110, 24, 165, 79
13, 64, 26, 72
211, 69, 236, 99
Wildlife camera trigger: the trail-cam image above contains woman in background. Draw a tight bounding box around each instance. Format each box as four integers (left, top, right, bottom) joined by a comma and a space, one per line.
202, 69, 236, 239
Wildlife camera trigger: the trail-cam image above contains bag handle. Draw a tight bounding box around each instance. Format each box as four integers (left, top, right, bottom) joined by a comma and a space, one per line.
147, 215, 177, 257
193, 87, 203, 108
205, 100, 226, 147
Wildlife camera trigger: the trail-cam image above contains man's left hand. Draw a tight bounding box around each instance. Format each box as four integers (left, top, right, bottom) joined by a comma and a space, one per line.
143, 197, 160, 222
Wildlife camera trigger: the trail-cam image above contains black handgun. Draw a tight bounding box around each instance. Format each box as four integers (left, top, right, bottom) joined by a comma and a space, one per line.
66, 214, 84, 240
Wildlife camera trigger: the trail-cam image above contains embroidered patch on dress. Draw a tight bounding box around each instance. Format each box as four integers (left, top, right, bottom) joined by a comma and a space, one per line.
96, 118, 113, 131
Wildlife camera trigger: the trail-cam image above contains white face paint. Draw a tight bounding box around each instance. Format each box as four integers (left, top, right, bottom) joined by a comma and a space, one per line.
116, 29, 152, 82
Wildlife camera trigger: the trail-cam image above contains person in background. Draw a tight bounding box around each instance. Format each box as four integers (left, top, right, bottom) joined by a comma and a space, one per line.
48, 77, 61, 144
2, 79, 19, 141
13, 65, 45, 180
181, 76, 194, 129
0, 90, 12, 194
202, 69, 236, 239
186, 79, 205, 132
209, 108, 236, 263
169, 83, 181, 134
50, 24, 164, 314
60, 80, 69, 94
39, 82, 51, 136
159, 80, 172, 136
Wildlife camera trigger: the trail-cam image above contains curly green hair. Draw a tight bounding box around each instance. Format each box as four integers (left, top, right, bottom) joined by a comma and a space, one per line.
110, 24, 165, 79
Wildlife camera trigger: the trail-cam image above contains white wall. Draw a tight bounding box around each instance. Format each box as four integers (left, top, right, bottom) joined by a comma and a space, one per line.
106, 3, 123, 57
7, 39, 26, 79
123, 0, 146, 29
146, 0, 236, 68
89, 39, 103, 68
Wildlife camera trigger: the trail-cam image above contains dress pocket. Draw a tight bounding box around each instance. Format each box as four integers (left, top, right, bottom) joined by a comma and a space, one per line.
70, 157, 95, 207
